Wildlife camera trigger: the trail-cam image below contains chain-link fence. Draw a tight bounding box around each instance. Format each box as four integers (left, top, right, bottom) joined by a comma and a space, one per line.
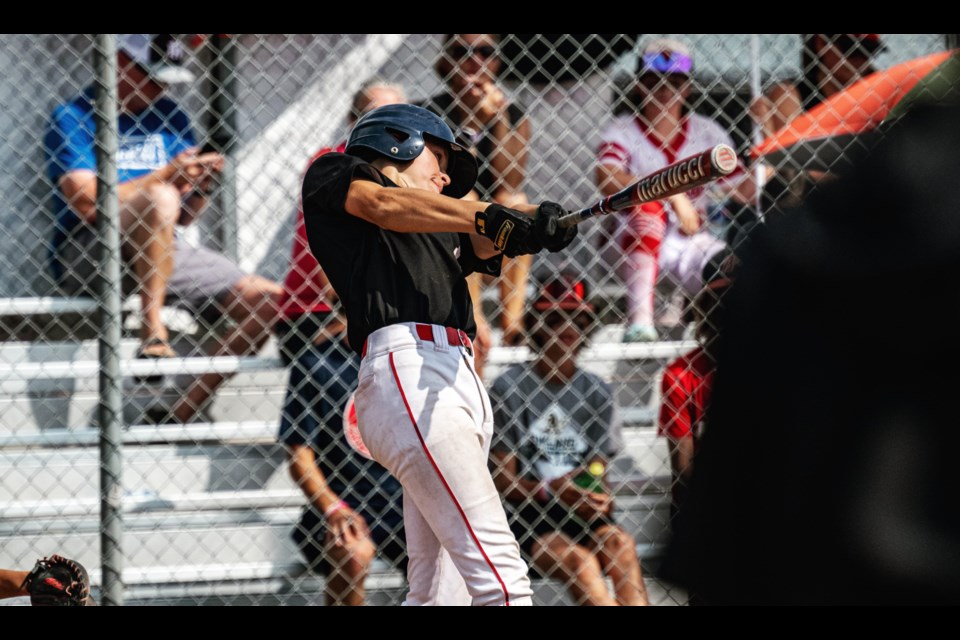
0, 34, 952, 606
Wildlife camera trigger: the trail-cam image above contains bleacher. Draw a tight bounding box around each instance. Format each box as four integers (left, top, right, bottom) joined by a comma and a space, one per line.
0, 296, 691, 605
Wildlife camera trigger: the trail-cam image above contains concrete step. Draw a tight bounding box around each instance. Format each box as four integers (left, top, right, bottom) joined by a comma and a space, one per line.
0, 514, 298, 570
0, 442, 291, 502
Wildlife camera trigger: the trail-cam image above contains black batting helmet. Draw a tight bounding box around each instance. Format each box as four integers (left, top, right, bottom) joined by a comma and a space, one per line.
345, 103, 477, 199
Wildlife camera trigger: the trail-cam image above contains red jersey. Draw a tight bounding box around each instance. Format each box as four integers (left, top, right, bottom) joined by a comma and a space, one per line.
278, 143, 346, 320
658, 346, 715, 450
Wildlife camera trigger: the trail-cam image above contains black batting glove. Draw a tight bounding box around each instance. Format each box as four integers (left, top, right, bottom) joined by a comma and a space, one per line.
475, 204, 537, 258
533, 201, 578, 252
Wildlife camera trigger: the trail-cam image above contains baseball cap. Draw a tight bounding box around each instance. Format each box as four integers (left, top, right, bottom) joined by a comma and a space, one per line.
117, 34, 195, 84
640, 38, 693, 76
819, 34, 886, 57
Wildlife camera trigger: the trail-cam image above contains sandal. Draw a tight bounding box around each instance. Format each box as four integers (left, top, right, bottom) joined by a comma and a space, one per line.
134, 337, 176, 384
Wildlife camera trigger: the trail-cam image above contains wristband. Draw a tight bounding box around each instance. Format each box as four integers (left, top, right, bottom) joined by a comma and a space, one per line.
536, 481, 551, 503
323, 499, 348, 518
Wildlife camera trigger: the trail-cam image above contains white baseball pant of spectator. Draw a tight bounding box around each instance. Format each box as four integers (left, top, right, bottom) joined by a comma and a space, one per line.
660, 226, 727, 297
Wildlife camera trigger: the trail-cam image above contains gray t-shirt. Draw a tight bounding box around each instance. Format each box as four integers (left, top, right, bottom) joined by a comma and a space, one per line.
490, 365, 623, 482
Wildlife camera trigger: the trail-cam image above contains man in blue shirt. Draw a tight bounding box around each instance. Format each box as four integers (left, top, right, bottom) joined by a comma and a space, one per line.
45, 34, 282, 422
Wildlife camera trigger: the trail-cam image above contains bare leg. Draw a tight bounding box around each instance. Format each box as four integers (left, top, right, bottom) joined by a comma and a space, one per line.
119, 182, 179, 347
498, 253, 531, 346
324, 531, 376, 606
494, 192, 531, 347
467, 273, 491, 379
171, 274, 282, 422
531, 532, 616, 606
590, 524, 649, 606
0, 569, 29, 600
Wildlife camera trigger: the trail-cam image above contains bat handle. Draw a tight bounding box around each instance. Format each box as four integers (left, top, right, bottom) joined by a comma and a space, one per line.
557, 205, 599, 229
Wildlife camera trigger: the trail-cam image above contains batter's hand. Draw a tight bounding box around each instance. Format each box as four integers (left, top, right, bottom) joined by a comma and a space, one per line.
325, 504, 370, 548
532, 202, 577, 252
475, 204, 535, 258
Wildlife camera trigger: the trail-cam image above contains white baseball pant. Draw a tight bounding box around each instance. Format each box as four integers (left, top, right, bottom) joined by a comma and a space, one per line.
660, 226, 727, 296
355, 322, 533, 606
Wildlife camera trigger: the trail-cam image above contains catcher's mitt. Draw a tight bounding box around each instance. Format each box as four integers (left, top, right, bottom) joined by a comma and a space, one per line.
20, 555, 95, 606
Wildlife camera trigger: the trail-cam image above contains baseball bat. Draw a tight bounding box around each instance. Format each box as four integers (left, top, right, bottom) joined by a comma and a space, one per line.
558, 143, 739, 228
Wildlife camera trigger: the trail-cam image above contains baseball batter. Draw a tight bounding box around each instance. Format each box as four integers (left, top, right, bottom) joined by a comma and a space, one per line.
597, 38, 741, 342
302, 103, 576, 606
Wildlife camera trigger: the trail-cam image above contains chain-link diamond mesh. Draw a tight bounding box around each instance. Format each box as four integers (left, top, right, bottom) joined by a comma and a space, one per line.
0, 33, 951, 606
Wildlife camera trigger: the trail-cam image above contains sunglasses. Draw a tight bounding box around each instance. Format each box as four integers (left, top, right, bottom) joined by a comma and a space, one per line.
447, 44, 497, 61
541, 311, 592, 331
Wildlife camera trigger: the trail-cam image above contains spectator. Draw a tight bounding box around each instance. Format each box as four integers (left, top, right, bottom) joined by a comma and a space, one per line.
664, 104, 960, 604
717, 82, 805, 246
424, 34, 533, 371
44, 33, 282, 423
800, 34, 885, 110
596, 38, 741, 343
489, 274, 649, 606
737, 36, 882, 243
658, 251, 736, 511
279, 78, 406, 606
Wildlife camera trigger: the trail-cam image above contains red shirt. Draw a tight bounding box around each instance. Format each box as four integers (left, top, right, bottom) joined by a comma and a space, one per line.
278, 143, 346, 320
658, 346, 715, 451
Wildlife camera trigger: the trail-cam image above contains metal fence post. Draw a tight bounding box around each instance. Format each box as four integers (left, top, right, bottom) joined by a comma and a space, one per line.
207, 34, 239, 261
93, 33, 124, 607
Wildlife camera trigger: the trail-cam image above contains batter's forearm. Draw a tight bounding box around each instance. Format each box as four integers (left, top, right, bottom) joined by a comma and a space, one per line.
346, 181, 493, 234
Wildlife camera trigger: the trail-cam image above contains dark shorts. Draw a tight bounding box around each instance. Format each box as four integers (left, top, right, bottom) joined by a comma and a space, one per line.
57, 226, 245, 324
277, 318, 359, 442
510, 501, 617, 561
278, 318, 406, 575
292, 503, 407, 575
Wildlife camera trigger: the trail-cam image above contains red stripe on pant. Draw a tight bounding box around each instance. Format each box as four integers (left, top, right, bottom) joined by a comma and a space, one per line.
388, 352, 511, 605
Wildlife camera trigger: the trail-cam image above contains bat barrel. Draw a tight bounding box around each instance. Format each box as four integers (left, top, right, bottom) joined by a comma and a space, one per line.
556, 144, 738, 229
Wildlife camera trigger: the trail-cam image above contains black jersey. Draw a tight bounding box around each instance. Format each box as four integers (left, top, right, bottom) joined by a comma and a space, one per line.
301, 153, 501, 353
